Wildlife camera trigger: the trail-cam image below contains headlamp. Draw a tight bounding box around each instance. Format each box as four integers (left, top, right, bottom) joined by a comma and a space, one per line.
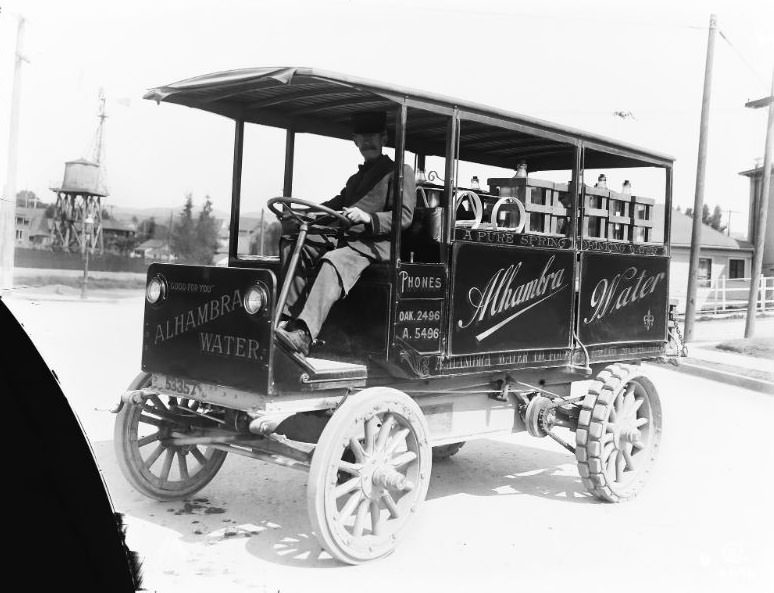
146, 275, 167, 304
243, 283, 269, 315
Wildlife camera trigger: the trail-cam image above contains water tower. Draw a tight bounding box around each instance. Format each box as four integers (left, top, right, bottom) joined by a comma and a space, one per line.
49, 90, 109, 254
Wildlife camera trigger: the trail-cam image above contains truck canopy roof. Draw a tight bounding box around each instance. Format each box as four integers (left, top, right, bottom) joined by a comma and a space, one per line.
144, 66, 673, 171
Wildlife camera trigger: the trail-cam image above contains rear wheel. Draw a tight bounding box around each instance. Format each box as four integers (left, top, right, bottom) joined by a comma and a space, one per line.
307, 387, 431, 564
575, 364, 662, 502
114, 373, 227, 501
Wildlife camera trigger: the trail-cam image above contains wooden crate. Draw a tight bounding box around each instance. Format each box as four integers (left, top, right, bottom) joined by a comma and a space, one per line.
487, 177, 570, 235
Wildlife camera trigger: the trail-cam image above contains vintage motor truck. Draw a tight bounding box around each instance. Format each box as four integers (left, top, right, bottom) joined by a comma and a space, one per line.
114, 67, 684, 564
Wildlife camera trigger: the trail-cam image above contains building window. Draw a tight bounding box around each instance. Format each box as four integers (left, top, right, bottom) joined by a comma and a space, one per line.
729, 259, 745, 279
15, 229, 23, 241
698, 257, 712, 287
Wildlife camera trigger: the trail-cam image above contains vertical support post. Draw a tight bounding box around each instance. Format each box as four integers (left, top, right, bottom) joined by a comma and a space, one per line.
685, 13, 717, 342
443, 109, 459, 247
664, 166, 673, 257
1, 16, 27, 290
744, 69, 774, 337
390, 101, 408, 271
283, 128, 295, 197
228, 120, 245, 260
721, 276, 727, 311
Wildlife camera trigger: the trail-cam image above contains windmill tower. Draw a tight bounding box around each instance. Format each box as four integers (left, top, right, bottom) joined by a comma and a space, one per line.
50, 89, 109, 254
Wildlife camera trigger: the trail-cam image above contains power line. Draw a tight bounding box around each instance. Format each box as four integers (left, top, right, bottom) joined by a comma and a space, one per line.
718, 28, 769, 91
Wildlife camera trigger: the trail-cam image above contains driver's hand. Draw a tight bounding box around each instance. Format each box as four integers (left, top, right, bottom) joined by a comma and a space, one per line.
342, 207, 370, 225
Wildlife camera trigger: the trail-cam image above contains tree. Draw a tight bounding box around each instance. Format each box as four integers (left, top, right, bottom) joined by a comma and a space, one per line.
685, 203, 726, 232
701, 204, 711, 225
16, 189, 41, 207
193, 196, 220, 265
709, 205, 726, 233
171, 194, 196, 263
170, 194, 220, 264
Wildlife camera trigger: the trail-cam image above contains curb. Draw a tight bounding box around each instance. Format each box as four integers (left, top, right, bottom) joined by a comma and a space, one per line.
653, 358, 774, 395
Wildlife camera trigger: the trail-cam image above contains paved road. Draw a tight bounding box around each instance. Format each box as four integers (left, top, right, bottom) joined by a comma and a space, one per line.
5, 293, 774, 593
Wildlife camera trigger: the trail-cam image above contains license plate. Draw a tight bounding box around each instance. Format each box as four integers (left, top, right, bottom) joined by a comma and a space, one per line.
152, 374, 202, 397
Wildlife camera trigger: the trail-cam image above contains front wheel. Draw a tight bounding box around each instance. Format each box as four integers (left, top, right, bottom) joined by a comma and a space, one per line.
307, 387, 432, 564
113, 373, 228, 501
575, 364, 663, 502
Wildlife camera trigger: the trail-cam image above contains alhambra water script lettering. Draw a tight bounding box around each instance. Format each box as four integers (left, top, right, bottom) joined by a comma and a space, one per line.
583, 267, 665, 324
154, 290, 242, 344
458, 255, 567, 342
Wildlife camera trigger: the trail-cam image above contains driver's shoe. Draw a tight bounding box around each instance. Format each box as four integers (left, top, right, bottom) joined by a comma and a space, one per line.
275, 326, 312, 357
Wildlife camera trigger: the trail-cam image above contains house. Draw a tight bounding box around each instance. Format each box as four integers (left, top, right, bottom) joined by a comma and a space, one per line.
101, 217, 137, 255
14, 206, 52, 248
133, 238, 174, 262
740, 163, 774, 276
668, 208, 754, 288
216, 216, 262, 260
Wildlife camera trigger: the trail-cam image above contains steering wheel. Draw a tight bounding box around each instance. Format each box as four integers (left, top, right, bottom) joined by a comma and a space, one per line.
267, 196, 351, 230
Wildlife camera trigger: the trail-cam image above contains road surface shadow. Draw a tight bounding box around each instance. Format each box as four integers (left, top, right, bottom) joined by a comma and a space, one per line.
92, 435, 593, 569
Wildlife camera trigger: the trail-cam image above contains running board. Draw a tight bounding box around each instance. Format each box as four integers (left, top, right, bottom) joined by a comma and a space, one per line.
274, 338, 367, 391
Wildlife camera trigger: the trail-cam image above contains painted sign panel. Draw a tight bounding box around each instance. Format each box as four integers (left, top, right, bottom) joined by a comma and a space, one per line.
142, 263, 275, 391
395, 299, 444, 353
450, 243, 575, 354
397, 263, 445, 298
581, 239, 665, 256
578, 253, 668, 345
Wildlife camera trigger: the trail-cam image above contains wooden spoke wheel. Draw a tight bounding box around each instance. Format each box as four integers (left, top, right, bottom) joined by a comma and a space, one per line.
575, 364, 663, 502
114, 373, 227, 501
307, 387, 432, 564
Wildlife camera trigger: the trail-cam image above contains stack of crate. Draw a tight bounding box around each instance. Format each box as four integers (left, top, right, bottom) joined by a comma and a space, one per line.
582, 182, 655, 242
487, 177, 571, 235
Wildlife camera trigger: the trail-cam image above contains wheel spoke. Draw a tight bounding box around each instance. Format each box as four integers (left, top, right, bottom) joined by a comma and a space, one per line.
338, 491, 363, 523
385, 428, 410, 455
149, 395, 168, 412
334, 477, 360, 499
365, 416, 379, 454
635, 417, 649, 428
622, 445, 635, 471
190, 446, 207, 465
338, 460, 361, 476
137, 431, 161, 447
177, 451, 189, 481
632, 398, 644, 413
370, 500, 383, 536
349, 437, 367, 463
381, 492, 399, 519
159, 448, 174, 483
143, 444, 165, 469
623, 385, 636, 411
615, 450, 625, 482
375, 415, 396, 453
138, 414, 165, 428
353, 500, 369, 537
390, 450, 417, 469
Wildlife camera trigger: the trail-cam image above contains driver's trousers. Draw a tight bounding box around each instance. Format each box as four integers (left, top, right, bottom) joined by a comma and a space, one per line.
280, 234, 378, 340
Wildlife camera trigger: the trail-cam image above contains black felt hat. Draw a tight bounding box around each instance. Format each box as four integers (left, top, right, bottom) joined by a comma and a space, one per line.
351, 111, 387, 134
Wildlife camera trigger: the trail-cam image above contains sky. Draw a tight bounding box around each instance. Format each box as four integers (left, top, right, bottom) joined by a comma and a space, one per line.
1, 0, 772, 236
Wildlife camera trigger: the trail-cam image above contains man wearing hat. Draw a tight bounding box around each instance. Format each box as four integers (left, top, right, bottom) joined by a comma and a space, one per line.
276, 110, 415, 356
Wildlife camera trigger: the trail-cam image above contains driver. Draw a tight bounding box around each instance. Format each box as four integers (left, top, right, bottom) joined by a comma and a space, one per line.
275, 110, 416, 356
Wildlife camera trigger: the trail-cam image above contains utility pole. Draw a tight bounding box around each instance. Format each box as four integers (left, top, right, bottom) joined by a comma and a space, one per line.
744, 69, 774, 338
684, 14, 717, 342
1, 15, 27, 290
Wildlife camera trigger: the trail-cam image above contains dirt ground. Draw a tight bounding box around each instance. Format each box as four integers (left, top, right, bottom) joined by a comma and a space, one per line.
4, 290, 774, 593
